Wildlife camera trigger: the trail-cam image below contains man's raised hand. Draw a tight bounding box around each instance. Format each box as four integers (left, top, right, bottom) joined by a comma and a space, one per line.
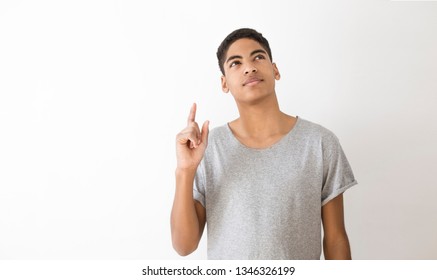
176, 103, 209, 171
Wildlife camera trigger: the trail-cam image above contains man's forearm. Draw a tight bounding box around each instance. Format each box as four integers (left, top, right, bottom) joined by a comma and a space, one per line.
170, 168, 202, 256
323, 235, 352, 260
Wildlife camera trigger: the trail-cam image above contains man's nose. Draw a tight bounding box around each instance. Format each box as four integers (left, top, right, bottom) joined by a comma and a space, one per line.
244, 65, 257, 75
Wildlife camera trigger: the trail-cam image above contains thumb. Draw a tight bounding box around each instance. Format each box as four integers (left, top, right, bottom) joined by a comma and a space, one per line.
200, 120, 209, 145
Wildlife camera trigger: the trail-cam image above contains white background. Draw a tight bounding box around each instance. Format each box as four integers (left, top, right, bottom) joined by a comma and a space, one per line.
0, 0, 436, 259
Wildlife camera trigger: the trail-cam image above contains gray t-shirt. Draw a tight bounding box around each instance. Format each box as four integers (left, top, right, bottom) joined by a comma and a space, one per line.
193, 117, 357, 260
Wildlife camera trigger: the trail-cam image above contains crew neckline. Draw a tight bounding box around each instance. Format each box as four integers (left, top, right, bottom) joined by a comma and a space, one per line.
225, 116, 301, 151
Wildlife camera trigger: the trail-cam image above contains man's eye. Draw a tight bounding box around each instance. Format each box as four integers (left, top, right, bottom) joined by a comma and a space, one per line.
255, 54, 265, 60
230, 61, 240, 67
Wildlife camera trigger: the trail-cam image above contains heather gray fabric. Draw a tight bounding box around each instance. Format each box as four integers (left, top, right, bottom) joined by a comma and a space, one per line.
193, 117, 357, 260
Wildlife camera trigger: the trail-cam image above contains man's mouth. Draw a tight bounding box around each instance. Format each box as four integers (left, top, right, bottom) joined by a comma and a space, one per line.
243, 77, 263, 86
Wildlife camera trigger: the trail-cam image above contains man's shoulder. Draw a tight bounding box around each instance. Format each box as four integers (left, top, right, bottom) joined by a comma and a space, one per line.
204, 124, 233, 150
208, 123, 229, 139
298, 117, 338, 141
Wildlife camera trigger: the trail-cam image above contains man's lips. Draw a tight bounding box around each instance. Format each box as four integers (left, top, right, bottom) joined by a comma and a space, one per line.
243, 77, 263, 86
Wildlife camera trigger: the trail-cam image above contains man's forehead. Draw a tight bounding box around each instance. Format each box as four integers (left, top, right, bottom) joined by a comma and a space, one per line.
225, 38, 266, 58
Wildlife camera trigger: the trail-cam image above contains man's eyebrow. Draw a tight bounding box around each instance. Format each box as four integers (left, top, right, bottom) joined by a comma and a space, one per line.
225, 49, 268, 64
250, 49, 267, 57
226, 55, 242, 64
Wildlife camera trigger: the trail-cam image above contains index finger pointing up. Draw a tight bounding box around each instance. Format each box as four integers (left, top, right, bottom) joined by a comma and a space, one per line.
187, 102, 197, 125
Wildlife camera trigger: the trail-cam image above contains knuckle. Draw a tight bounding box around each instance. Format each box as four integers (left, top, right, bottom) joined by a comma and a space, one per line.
189, 122, 199, 129
176, 131, 185, 139
189, 131, 198, 140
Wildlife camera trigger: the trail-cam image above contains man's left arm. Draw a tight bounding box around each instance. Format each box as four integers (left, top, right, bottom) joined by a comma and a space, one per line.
321, 194, 352, 260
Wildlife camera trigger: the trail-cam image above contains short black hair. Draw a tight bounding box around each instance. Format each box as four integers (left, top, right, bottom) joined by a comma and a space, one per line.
216, 28, 273, 75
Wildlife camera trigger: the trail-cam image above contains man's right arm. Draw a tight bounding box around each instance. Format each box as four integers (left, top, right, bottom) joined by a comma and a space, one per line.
171, 168, 206, 256
170, 103, 209, 256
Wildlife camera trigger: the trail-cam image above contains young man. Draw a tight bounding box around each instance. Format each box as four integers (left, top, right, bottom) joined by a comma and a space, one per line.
171, 28, 357, 260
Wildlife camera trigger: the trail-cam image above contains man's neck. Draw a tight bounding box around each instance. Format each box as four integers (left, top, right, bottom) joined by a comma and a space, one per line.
230, 94, 296, 140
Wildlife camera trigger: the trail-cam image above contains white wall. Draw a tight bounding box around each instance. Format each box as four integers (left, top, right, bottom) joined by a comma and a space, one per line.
0, 0, 436, 259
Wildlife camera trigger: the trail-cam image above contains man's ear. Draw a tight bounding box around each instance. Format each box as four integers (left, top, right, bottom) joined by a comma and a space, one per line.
221, 75, 229, 93
273, 63, 281, 80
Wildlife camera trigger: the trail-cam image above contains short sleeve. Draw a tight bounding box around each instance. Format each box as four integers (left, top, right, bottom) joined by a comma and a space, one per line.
193, 159, 206, 207
321, 133, 358, 206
